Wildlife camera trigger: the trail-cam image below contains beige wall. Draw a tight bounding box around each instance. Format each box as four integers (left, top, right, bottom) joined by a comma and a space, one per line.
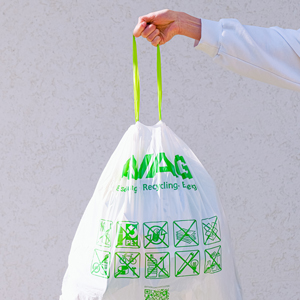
1, 0, 299, 299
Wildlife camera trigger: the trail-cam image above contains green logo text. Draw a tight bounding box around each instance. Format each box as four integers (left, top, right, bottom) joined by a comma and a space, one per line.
122, 153, 193, 180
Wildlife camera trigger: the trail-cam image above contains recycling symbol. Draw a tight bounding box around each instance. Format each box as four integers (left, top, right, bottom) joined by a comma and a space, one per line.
146, 226, 167, 244
143, 221, 169, 248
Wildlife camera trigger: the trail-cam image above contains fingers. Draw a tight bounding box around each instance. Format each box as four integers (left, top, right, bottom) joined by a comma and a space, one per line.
147, 30, 161, 46
141, 24, 156, 38
133, 12, 162, 46
151, 35, 161, 46
133, 20, 147, 37
133, 19, 161, 46
133, 14, 155, 37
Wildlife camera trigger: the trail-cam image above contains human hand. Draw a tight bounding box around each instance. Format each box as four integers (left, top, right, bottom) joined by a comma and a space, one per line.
133, 9, 181, 46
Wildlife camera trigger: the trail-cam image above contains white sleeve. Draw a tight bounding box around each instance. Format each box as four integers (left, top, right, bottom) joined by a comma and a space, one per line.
194, 19, 300, 91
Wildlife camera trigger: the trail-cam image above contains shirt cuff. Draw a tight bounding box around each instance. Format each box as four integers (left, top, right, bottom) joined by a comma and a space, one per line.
194, 19, 222, 57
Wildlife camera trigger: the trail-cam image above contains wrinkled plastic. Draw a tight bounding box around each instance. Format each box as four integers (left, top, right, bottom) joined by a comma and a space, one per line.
60, 121, 242, 300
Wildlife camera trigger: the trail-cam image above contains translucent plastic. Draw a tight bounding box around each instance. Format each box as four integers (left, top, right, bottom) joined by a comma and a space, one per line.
59, 121, 242, 300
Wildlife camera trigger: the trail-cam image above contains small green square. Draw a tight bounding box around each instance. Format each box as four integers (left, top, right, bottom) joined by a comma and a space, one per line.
96, 219, 113, 247
204, 246, 222, 274
175, 250, 200, 277
143, 221, 169, 249
114, 252, 140, 278
202, 216, 221, 245
145, 252, 170, 279
116, 221, 140, 248
90, 249, 111, 278
173, 219, 199, 247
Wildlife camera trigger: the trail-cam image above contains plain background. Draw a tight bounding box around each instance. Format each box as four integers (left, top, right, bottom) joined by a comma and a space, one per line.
1, 0, 299, 299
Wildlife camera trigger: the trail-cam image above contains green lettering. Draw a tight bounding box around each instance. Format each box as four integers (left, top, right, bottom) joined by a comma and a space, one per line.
122, 157, 131, 179
174, 155, 193, 179
138, 154, 153, 179
130, 155, 139, 180
146, 152, 177, 178
122, 153, 192, 180
122, 154, 153, 180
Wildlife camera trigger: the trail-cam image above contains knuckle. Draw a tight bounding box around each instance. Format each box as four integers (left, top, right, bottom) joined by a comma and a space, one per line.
151, 36, 160, 46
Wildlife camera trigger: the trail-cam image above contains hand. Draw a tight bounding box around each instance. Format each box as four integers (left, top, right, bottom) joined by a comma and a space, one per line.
133, 9, 180, 46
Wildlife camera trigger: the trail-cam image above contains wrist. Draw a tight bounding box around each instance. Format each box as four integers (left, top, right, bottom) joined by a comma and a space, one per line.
177, 12, 201, 41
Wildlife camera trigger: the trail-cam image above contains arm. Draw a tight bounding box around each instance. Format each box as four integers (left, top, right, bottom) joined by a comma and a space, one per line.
194, 18, 300, 91
134, 10, 300, 91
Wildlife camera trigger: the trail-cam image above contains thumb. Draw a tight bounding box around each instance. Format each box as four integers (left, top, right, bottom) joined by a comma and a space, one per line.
139, 12, 156, 24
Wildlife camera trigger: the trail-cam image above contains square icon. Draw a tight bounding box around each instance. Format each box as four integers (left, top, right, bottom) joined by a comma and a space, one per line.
202, 216, 221, 245
97, 219, 113, 247
204, 246, 222, 274
114, 252, 140, 278
143, 221, 169, 249
173, 219, 199, 247
145, 252, 170, 279
116, 221, 139, 248
90, 249, 111, 278
175, 250, 200, 277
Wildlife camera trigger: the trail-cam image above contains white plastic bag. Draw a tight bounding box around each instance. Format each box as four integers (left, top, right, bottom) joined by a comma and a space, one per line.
59, 37, 242, 300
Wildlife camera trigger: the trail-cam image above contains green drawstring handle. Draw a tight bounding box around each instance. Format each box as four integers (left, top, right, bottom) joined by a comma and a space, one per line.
133, 35, 162, 122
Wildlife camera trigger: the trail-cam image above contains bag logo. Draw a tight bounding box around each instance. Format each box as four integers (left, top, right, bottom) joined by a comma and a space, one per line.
122, 153, 193, 180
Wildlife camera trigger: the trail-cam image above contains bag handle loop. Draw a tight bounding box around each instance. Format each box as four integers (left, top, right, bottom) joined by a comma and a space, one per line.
133, 35, 162, 122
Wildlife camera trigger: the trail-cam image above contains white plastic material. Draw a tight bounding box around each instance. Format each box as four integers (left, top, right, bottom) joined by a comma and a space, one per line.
60, 121, 242, 300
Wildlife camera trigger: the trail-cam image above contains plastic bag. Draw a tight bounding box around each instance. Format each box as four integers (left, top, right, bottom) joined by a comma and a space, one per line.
59, 37, 242, 300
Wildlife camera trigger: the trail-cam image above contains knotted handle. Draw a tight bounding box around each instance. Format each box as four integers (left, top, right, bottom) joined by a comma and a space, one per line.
133, 35, 162, 122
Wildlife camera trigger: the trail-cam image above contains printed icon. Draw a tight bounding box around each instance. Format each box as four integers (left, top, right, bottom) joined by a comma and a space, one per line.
97, 219, 113, 247
116, 221, 139, 248
175, 250, 200, 277
114, 252, 140, 278
143, 221, 169, 249
144, 287, 170, 300
145, 252, 170, 279
173, 219, 199, 247
204, 246, 222, 274
90, 249, 111, 278
202, 216, 221, 245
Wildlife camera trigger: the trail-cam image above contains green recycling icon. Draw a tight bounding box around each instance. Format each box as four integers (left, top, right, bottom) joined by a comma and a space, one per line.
202, 216, 221, 245
204, 245, 222, 274
90, 249, 111, 278
145, 252, 170, 279
97, 219, 113, 247
175, 250, 200, 277
114, 252, 140, 278
143, 221, 169, 249
116, 221, 140, 248
173, 219, 199, 247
